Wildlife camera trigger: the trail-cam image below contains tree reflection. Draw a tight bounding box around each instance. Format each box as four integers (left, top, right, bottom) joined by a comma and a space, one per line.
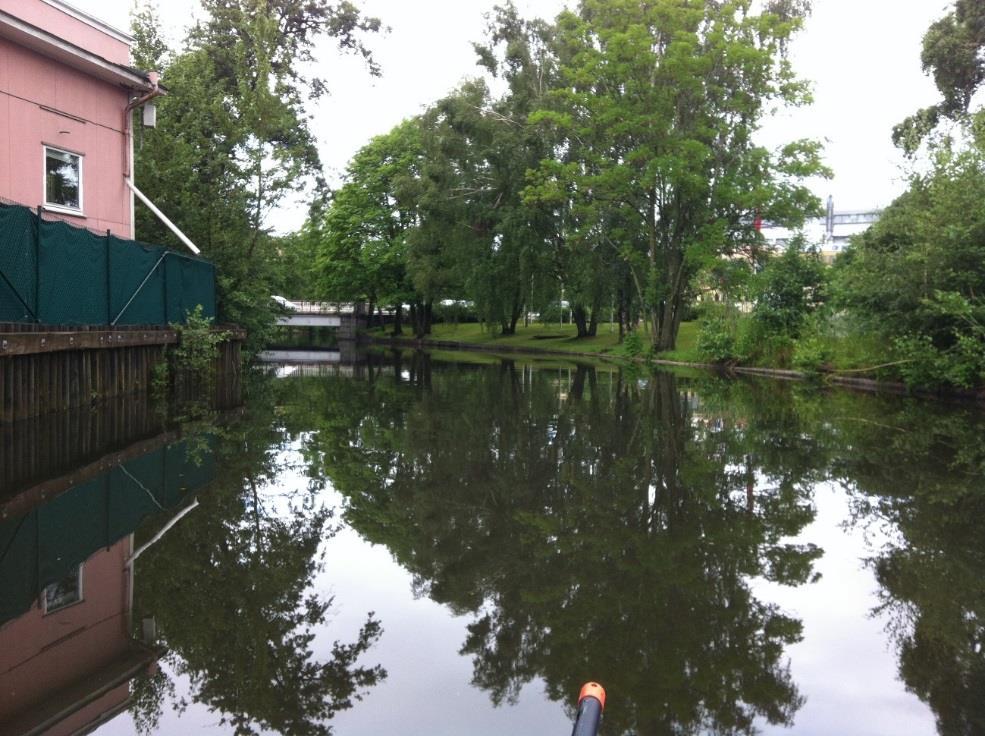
294, 356, 822, 735
131, 382, 386, 736
835, 401, 985, 736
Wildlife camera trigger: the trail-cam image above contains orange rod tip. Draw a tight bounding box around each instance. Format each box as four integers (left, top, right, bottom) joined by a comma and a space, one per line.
578, 682, 606, 711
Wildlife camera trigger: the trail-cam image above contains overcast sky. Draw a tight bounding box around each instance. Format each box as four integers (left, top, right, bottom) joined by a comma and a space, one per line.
76, 0, 948, 231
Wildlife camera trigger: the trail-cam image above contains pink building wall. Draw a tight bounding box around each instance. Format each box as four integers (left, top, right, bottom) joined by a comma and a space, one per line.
0, 0, 141, 236
0, 539, 133, 724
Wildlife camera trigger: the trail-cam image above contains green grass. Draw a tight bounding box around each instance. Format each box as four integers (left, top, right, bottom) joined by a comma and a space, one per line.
654, 321, 701, 363
368, 321, 707, 364
372, 321, 625, 355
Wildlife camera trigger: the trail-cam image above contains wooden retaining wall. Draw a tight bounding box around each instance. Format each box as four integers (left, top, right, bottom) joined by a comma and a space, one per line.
0, 323, 243, 422
0, 392, 163, 505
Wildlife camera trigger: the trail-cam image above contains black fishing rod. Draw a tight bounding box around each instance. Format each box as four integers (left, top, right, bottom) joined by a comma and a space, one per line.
571, 682, 606, 736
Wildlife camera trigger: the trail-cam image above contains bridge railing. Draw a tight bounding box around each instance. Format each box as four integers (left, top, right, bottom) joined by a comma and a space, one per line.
278, 300, 397, 316
288, 301, 360, 315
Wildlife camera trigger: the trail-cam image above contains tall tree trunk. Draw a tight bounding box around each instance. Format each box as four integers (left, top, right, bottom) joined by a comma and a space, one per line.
617, 286, 626, 342
654, 249, 685, 351
409, 302, 422, 338
572, 304, 589, 338
647, 188, 660, 347
587, 291, 601, 337
422, 300, 433, 336
502, 298, 522, 336
392, 304, 403, 336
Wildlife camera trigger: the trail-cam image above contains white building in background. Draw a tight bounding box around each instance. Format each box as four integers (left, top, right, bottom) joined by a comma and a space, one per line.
761, 196, 882, 264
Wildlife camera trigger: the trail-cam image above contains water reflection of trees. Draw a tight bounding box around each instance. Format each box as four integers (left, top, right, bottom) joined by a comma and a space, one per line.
131, 381, 386, 736
695, 382, 985, 736
832, 402, 985, 736
293, 356, 823, 735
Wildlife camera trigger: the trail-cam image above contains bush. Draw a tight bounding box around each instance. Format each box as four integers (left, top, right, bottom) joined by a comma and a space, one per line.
894, 332, 985, 390
432, 301, 479, 324
153, 305, 230, 418
893, 334, 948, 389
697, 317, 738, 364
617, 330, 645, 358
792, 335, 832, 375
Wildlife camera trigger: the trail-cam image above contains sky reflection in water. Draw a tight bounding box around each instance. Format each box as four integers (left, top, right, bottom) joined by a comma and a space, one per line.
4, 353, 983, 735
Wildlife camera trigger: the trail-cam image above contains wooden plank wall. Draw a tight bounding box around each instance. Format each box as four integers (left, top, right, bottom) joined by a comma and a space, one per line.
0, 324, 243, 423
0, 392, 163, 504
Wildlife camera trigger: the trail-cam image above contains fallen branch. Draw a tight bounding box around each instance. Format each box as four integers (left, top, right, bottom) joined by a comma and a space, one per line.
830, 359, 915, 374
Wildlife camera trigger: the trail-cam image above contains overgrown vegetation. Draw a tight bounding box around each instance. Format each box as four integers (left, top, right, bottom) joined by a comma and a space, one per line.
683, 1, 985, 392
153, 305, 230, 419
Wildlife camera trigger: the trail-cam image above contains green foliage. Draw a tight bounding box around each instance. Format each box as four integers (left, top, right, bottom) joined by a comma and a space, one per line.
735, 317, 796, 368
832, 139, 985, 389
523, 0, 825, 350
893, 0, 985, 153
172, 305, 229, 376
130, 1, 380, 356
432, 300, 479, 325
894, 328, 985, 391
697, 316, 739, 364
791, 334, 832, 375
750, 240, 827, 338
153, 305, 231, 418
616, 329, 644, 359
313, 119, 422, 313
310, 0, 824, 349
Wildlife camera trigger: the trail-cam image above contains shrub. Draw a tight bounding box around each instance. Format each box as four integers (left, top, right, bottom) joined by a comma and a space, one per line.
697, 317, 738, 364
792, 335, 832, 375
618, 330, 645, 358
153, 305, 230, 418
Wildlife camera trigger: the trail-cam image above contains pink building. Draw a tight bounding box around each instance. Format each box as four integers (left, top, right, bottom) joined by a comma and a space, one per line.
0, 537, 158, 736
0, 0, 162, 237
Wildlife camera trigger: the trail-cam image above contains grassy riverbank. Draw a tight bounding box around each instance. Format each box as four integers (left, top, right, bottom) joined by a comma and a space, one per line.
367, 321, 701, 361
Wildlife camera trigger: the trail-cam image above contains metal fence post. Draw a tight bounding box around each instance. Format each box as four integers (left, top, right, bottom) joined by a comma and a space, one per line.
35, 205, 42, 323
162, 250, 169, 324
106, 230, 112, 324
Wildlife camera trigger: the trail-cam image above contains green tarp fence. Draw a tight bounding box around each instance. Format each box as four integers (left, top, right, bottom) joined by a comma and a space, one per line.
0, 202, 216, 326
0, 438, 216, 626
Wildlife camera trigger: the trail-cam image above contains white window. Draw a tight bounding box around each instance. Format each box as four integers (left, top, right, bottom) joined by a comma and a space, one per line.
42, 564, 84, 613
44, 146, 83, 212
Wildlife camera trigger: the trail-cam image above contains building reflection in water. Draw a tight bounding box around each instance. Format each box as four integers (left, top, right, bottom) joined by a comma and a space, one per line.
0, 399, 216, 736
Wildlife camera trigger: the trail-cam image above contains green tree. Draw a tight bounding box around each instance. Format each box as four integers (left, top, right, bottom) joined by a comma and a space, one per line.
130, 1, 380, 355
467, 4, 560, 334
833, 0, 985, 390
314, 119, 423, 334
893, 0, 985, 153
750, 240, 826, 337
524, 0, 826, 351
833, 143, 985, 388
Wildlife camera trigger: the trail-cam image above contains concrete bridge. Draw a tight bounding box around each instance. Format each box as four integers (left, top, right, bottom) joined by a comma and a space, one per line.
273, 299, 368, 328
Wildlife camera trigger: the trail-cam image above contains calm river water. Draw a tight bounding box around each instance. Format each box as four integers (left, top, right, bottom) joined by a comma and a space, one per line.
2, 350, 984, 735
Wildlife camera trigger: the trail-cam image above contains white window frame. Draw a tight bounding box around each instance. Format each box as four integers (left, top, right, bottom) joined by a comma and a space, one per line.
42, 563, 85, 614
43, 144, 84, 215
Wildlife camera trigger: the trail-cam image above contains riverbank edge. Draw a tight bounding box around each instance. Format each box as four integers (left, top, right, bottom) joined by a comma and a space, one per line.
365, 334, 985, 403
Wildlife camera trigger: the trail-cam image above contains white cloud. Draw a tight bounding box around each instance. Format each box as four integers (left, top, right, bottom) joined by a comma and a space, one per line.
75, 0, 947, 230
